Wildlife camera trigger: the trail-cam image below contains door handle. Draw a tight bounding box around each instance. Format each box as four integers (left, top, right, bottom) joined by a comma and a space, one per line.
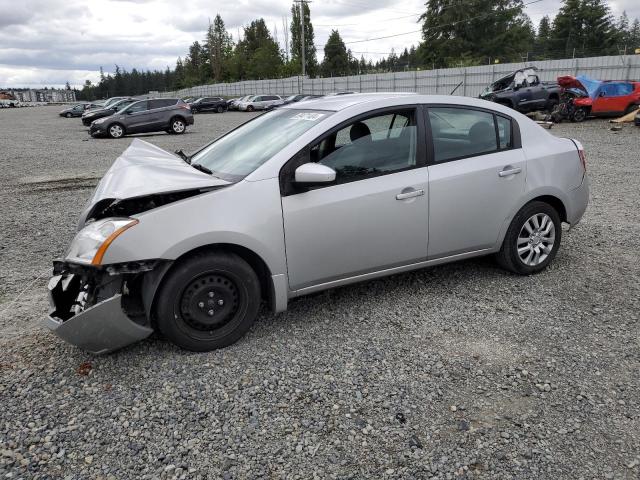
396, 189, 424, 200
498, 167, 522, 177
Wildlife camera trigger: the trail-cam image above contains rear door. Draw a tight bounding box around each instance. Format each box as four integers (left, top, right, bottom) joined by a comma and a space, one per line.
426, 106, 526, 258
592, 83, 634, 115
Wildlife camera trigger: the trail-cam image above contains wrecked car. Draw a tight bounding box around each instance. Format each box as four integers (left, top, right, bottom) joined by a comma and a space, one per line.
556, 76, 640, 122
480, 67, 561, 113
46, 93, 589, 354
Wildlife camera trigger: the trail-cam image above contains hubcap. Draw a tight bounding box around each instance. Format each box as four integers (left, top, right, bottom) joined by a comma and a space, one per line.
173, 121, 185, 132
179, 274, 239, 332
517, 213, 555, 266
110, 125, 123, 137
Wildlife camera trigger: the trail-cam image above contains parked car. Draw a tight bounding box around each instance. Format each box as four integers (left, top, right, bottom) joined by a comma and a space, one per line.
190, 96, 227, 113
59, 104, 87, 118
238, 94, 284, 111
266, 94, 324, 110
100, 97, 129, 109
45, 93, 589, 354
83, 103, 104, 111
82, 98, 136, 126
227, 95, 254, 110
89, 98, 193, 138
480, 67, 561, 113
556, 75, 640, 122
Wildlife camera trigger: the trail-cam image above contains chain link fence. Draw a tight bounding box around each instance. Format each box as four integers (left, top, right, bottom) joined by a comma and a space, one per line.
154, 54, 640, 99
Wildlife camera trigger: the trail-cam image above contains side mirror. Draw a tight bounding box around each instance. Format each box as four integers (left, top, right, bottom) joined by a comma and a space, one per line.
294, 163, 336, 185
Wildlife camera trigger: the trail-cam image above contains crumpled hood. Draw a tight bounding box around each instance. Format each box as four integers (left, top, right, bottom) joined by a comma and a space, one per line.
80, 139, 229, 226
557, 75, 601, 99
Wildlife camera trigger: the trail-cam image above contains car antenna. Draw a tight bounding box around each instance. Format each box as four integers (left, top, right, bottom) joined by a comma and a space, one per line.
450, 81, 464, 95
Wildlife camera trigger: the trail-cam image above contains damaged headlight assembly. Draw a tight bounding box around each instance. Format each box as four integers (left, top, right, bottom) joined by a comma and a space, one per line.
66, 218, 138, 265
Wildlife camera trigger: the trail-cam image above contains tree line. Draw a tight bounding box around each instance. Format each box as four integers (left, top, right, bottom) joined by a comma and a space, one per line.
77, 0, 640, 100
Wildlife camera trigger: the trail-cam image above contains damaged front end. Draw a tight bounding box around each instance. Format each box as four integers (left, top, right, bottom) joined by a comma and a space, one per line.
45, 259, 167, 354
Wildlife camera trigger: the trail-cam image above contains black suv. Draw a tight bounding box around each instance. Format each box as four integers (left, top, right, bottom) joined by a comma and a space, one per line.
89, 98, 194, 138
190, 97, 227, 113
479, 67, 561, 113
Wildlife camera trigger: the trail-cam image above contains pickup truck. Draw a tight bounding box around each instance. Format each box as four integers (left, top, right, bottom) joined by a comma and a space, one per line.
479, 67, 561, 113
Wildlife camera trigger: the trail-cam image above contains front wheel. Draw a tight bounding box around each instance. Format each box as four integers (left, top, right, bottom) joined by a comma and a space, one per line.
217, 105, 224, 113
246, 105, 254, 112
108, 123, 125, 138
154, 252, 261, 351
496, 201, 562, 275
570, 107, 588, 123
65, 112, 72, 118
624, 104, 639, 115
170, 117, 186, 134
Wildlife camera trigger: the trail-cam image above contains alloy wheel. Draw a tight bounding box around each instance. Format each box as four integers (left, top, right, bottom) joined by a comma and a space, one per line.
517, 213, 555, 266
109, 125, 123, 138
172, 120, 185, 133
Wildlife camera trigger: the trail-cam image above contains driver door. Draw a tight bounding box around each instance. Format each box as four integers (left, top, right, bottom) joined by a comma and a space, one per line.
281, 107, 429, 290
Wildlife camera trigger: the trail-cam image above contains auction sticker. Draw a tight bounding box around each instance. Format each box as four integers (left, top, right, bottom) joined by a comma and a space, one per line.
290, 112, 325, 121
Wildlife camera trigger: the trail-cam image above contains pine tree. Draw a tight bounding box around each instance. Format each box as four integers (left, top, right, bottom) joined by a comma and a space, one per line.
206, 14, 234, 82
322, 30, 349, 76
290, 2, 318, 77
535, 16, 552, 58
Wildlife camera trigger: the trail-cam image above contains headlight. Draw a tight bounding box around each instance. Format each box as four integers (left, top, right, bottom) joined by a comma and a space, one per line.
66, 218, 138, 265
93, 117, 106, 125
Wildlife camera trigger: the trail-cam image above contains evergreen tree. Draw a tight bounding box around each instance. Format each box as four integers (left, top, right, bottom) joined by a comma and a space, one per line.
418, 0, 534, 67
236, 19, 283, 79
535, 15, 552, 58
290, 2, 318, 76
322, 30, 349, 76
206, 14, 234, 82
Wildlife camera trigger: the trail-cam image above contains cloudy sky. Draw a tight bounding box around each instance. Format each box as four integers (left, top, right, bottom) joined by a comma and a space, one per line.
0, 0, 638, 88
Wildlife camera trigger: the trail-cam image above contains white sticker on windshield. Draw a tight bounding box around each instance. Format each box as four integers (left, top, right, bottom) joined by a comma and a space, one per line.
290, 112, 325, 121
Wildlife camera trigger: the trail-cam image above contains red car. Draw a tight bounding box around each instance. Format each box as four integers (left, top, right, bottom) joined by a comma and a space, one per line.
557, 75, 640, 122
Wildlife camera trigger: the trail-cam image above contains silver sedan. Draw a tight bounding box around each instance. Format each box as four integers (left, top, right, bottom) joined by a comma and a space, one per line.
45, 93, 589, 354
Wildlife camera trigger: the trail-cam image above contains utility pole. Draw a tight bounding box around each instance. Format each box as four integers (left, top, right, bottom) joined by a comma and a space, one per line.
294, 0, 311, 77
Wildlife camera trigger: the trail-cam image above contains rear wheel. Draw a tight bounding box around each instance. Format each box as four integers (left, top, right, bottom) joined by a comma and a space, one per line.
496, 201, 562, 275
65, 112, 72, 118
624, 104, 639, 115
546, 97, 559, 113
217, 105, 224, 113
246, 105, 254, 112
108, 123, 125, 138
170, 117, 186, 134
154, 252, 261, 351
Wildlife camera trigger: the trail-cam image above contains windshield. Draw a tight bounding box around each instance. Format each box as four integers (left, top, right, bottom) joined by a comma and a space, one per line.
112, 100, 132, 111
190, 109, 332, 181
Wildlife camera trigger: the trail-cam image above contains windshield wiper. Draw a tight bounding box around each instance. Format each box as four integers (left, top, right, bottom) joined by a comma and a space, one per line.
190, 163, 213, 175
175, 149, 191, 164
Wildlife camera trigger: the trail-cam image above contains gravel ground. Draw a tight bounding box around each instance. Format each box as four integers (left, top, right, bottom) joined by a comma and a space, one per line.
0, 105, 638, 479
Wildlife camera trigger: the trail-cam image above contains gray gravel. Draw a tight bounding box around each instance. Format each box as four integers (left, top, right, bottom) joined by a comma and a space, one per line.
1, 106, 639, 479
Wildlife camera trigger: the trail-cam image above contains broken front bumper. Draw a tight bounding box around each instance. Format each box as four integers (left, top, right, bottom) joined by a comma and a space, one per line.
45, 272, 153, 355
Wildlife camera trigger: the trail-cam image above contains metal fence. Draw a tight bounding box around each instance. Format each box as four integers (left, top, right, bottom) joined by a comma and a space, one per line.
155, 54, 640, 99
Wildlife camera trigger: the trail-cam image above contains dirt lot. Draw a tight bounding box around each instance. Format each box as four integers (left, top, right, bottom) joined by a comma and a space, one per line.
0, 105, 639, 479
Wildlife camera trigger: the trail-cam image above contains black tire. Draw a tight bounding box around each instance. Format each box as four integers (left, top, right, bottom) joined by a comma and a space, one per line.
107, 123, 125, 139
154, 251, 261, 351
624, 104, 639, 115
170, 117, 186, 134
65, 112, 72, 118
246, 105, 254, 112
570, 108, 587, 123
496, 201, 562, 275
217, 105, 224, 113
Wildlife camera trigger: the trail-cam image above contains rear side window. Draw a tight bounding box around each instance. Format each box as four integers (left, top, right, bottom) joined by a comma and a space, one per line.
428, 107, 509, 162
127, 101, 148, 113
149, 99, 177, 109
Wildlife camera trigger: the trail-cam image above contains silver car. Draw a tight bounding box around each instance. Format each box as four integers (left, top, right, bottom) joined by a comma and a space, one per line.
238, 94, 284, 111
45, 93, 589, 354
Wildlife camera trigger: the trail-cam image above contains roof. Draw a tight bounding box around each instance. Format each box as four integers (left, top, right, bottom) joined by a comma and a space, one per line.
286, 92, 417, 111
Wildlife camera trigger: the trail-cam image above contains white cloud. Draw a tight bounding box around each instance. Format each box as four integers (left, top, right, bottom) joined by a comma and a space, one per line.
0, 0, 637, 88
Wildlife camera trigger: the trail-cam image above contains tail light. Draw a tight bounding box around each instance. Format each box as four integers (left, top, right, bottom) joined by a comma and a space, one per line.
179, 104, 190, 110
578, 148, 587, 172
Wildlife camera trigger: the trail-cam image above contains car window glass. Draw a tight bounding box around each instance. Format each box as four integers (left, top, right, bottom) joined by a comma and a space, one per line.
428, 108, 498, 162
314, 109, 417, 183
496, 116, 512, 150
126, 101, 148, 113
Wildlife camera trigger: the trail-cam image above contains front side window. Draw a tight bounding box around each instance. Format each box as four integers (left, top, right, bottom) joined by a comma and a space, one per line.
123, 101, 148, 114
312, 109, 417, 182
190, 109, 332, 181
428, 107, 499, 162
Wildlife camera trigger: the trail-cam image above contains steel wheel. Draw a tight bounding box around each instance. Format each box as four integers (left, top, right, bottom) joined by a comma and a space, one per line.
171, 119, 185, 133
179, 273, 240, 334
108, 124, 124, 138
516, 213, 555, 267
